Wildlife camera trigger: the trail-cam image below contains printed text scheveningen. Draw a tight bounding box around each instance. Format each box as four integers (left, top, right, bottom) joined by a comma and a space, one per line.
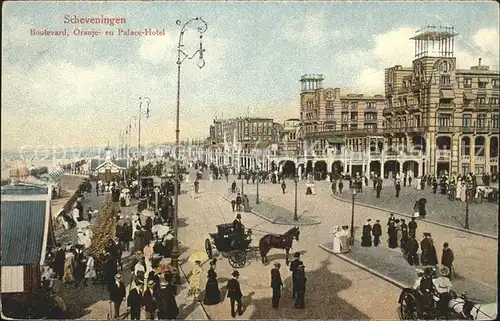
64, 15, 126, 27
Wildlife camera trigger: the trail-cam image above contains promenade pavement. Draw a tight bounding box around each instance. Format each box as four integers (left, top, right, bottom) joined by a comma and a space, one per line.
334, 183, 498, 237
180, 171, 402, 319
320, 241, 498, 303
53, 185, 208, 320
207, 177, 498, 288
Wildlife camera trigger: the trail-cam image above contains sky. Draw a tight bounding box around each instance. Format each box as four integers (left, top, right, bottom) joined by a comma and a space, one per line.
2, 1, 499, 151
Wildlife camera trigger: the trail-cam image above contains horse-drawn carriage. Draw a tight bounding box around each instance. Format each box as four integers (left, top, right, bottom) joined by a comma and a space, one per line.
205, 223, 256, 268
398, 288, 497, 320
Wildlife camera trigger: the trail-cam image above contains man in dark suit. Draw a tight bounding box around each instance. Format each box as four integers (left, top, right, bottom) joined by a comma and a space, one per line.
109, 274, 126, 319
127, 279, 143, 320
232, 214, 244, 248
289, 252, 303, 300
226, 270, 243, 318
270, 262, 283, 308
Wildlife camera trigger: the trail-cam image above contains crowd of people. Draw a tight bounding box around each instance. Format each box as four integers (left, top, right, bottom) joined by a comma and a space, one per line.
359, 213, 455, 276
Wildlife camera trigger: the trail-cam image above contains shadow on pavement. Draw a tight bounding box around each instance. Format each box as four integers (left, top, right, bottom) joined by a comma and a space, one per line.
247, 260, 370, 319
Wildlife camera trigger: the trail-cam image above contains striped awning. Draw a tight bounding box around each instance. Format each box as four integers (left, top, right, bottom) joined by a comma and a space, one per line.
463, 91, 476, 100
440, 89, 455, 99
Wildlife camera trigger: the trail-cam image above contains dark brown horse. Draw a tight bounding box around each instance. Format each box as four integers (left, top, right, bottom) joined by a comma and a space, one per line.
259, 227, 300, 265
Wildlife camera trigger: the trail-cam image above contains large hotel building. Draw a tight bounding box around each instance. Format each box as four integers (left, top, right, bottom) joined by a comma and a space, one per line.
299, 26, 499, 178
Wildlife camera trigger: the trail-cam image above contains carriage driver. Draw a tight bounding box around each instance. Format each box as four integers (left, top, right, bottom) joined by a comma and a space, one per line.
232, 214, 244, 248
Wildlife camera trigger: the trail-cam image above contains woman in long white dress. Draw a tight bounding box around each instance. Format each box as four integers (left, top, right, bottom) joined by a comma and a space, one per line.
125, 192, 131, 207
332, 226, 342, 253
84, 255, 96, 285
339, 226, 350, 253
415, 177, 421, 190
455, 181, 462, 200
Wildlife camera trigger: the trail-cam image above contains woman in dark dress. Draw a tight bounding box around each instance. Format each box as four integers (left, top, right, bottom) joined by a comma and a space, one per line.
387, 222, 398, 248
203, 259, 221, 305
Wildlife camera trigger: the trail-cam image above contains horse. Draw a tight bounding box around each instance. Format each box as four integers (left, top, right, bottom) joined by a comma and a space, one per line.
448, 296, 497, 320
258, 226, 300, 265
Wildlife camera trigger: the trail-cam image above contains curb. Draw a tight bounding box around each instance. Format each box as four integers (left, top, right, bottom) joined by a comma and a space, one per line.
330, 194, 497, 240
222, 196, 321, 226
318, 244, 407, 290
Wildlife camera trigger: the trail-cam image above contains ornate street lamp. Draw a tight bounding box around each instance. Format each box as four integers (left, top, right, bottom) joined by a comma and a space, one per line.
171, 17, 207, 286
464, 181, 471, 229
349, 188, 357, 245
137, 96, 151, 192
256, 165, 260, 204
294, 173, 299, 221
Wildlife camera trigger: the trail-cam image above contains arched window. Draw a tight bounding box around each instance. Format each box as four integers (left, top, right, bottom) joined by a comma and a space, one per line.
490, 137, 499, 158
475, 136, 485, 156
461, 137, 470, 156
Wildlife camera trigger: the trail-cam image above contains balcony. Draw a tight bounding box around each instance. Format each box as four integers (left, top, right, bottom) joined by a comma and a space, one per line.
364, 119, 378, 123
350, 119, 358, 123
436, 126, 456, 133
438, 103, 455, 109
460, 126, 475, 133
476, 103, 492, 110
461, 155, 471, 161
436, 150, 451, 161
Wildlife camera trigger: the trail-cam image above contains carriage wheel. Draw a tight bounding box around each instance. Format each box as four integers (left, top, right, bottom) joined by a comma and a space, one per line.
205, 239, 213, 259
228, 250, 247, 268
398, 292, 418, 320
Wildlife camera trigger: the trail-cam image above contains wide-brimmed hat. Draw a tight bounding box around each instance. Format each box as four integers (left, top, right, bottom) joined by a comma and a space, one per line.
115, 274, 122, 280
236, 214, 241, 219
294, 252, 301, 258
439, 266, 450, 277
273, 262, 281, 267
136, 278, 144, 285
232, 270, 240, 277
148, 280, 155, 287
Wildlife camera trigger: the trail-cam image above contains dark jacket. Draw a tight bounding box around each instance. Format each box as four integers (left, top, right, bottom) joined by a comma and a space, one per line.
372, 223, 382, 236
289, 259, 303, 274
142, 288, 157, 312
127, 287, 143, 309
227, 278, 243, 299
271, 268, 283, 289
109, 281, 126, 302
441, 248, 455, 266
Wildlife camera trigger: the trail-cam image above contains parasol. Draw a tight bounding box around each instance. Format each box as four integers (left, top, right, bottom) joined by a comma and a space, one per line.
152, 224, 170, 238
141, 209, 154, 217
77, 220, 90, 229
122, 188, 130, 193
188, 250, 209, 263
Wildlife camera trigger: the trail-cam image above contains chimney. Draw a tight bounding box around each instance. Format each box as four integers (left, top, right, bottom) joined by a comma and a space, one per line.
478, 58, 482, 66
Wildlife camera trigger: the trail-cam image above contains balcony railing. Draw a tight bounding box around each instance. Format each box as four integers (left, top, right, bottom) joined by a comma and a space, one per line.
436, 150, 451, 160
438, 103, 455, 109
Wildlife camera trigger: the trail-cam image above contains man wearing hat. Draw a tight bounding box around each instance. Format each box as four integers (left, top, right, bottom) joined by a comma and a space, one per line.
294, 264, 307, 309
433, 266, 453, 318
127, 279, 143, 320
289, 252, 303, 300
142, 280, 158, 320
109, 274, 126, 319
441, 243, 454, 279
270, 263, 283, 308
232, 214, 244, 248
226, 271, 243, 317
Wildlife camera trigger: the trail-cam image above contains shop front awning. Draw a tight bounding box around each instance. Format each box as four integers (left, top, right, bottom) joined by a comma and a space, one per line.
440, 89, 455, 99
478, 78, 489, 83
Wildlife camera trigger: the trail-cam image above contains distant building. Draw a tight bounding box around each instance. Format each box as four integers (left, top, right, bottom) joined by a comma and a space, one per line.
1, 183, 55, 303
384, 26, 499, 175
300, 75, 387, 154
278, 118, 300, 156
209, 117, 279, 149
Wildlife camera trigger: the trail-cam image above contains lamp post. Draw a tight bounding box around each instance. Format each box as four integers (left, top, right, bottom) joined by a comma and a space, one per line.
241, 169, 244, 195
464, 182, 470, 229
294, 173, 299, 221
137, 96, 151, 192
256, 165, 260, 204
349, 188, 357, 245
171, 17, 207, 286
